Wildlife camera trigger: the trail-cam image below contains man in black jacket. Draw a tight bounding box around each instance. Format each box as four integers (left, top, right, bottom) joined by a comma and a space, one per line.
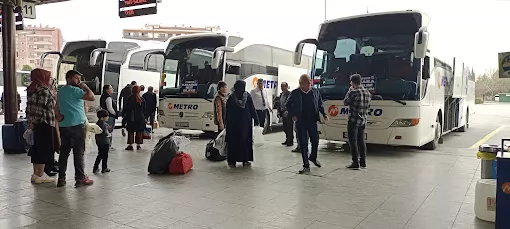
142, 86, 157, 131
286, 74, 328, 174
119, 81, 136, 136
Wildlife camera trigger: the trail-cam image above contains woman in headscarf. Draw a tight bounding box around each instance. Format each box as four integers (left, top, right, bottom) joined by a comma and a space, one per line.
225, 80, 259, 167
123, 85, 146, 150
99, 84, 117, 149
26, 68, 59, 183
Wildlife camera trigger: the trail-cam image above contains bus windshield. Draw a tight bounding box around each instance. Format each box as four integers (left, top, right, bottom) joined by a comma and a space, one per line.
161, 36, 226, 99
315, 13, 422, 101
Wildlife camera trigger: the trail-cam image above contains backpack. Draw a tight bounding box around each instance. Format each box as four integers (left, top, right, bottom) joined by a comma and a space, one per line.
169, 152, 193, 174
205, 139, 227, 161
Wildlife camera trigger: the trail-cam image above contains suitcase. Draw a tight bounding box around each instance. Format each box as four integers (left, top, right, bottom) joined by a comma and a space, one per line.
205, 139, 227, 161
169, 152, 193, 174
2, 119, 29, 154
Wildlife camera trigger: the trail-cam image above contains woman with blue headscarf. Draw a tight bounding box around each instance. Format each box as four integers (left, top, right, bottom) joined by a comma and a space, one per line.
225, 80, 259, 167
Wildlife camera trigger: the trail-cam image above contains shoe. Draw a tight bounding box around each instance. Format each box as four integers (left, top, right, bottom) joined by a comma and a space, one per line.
281, 142, 287, 145
360, 162, 367, 169
93, 167, 99, 173
33, 173, 56, 184
75, 176, 94, 187
121, 128, 126, 137
298, 167, 310, 174
109, 147, 116, 151
125, 145, 134, 151
228, 163, 236, 168
286, 143, 294, 147
291, 148, 300, 153
57, 178, 66, 187
346, 163, 360, 170
243, 162, 251, 167
310, 159, 322, 168
31, 174, 37, 183
101, 168, 111, 173
45, 171, 57, 177
136, 145, 141, 150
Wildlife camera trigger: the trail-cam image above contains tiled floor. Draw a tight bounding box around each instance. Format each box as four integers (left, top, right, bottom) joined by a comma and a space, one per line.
0, 127, 496, 229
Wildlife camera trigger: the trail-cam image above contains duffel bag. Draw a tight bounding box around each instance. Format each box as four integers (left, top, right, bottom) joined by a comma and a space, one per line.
169, 152, 193, 174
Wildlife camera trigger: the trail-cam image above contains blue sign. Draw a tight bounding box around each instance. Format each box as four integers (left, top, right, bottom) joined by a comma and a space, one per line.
262, 80, 277, 89
173, 104, 199, 110
339, 107, 383, 117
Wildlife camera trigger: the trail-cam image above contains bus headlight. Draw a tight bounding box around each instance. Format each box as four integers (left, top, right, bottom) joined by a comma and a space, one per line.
202, 112, 214, 119
158, 110, 165, 116
390, 118, 420, 127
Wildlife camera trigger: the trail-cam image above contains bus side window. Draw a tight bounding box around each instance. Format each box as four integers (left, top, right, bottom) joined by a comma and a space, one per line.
227, 65, 240, 75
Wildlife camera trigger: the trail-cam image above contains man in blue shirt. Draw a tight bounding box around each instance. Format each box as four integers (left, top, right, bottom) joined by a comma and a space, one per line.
57, 70, 95, 188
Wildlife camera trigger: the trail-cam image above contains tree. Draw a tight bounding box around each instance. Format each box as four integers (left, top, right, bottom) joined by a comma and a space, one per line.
21, 65, 32, 71
475, 68, 510, 100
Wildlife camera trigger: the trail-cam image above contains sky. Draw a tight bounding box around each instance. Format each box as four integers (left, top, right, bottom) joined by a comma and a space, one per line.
27, 0, 510, 74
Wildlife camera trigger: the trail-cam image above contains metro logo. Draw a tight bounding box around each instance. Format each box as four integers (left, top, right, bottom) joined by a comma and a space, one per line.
328, 105, 339, 117
502, 182, 510, 194
252, 77, 278, 89
172, 104, 199, 110
339, 107, 383, 117
167, 103, 173, 110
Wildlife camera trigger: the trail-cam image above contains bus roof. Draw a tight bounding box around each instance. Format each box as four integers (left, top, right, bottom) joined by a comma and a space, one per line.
323, 10, 425, 26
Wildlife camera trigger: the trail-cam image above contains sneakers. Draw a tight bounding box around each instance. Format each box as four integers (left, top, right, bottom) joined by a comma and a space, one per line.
32, 173, 56, 184
298, 167, 310, 174
93, 167, 100, 173
75, 176, 94, 187
346, 162, 361, 170
125, 145, 134, 151
57, 178, 66, 187
101, 168, 111, 173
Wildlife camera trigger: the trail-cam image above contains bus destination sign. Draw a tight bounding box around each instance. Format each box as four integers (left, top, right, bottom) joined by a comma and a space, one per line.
119, 0, 157, 18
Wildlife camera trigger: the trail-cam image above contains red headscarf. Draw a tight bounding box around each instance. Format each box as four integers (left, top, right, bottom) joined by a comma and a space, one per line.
27, 68, 52, 94
131, 85, 142, 104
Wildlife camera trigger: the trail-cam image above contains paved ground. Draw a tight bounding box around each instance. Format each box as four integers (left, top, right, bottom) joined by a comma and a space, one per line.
0, 102, 507, 229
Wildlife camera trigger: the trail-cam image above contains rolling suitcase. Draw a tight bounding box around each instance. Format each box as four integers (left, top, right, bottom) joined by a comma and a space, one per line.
2, 119, 29, 154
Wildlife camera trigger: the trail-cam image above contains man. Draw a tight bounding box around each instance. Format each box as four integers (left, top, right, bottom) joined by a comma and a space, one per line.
287, 74, 328, 174
119, 81, 137, 136
57, 70, 95, 187
250, 78, 271, 128
344, 74, 371, 170
278, 82, 293, 146
140, 85, 146, 96
142, 86, 157, 131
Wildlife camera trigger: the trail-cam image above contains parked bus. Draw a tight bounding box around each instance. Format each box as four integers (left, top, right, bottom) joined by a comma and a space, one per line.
144, 33, 312, 134
293, 10, 475, 149
40, 39, 166, 123
0, 70, 31, 113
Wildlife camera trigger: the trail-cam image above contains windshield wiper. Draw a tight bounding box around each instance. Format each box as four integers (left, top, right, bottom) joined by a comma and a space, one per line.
385, 97, 407, 106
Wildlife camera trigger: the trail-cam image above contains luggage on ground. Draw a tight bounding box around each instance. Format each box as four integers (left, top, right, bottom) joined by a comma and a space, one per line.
148, 133, 179, 174
205, 129, 227, 161
2, 119, 29, 154
169, 152, 193, 174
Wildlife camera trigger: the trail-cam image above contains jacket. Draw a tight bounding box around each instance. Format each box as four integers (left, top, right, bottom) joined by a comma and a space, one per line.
286, 87, 326, 122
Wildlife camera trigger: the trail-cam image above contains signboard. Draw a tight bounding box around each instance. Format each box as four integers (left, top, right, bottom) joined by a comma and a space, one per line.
499, 52, 510, 78
361, 76, 376, 92
0, 9, 24, 32
181, 80, 198, 94
119, 0, 157, 18
22, 1, 36, 19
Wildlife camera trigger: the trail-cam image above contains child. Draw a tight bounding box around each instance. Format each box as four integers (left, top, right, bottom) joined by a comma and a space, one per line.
93, 110, 112, 173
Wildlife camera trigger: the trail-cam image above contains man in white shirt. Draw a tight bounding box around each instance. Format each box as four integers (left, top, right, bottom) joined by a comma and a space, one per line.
250, 78, 271, 128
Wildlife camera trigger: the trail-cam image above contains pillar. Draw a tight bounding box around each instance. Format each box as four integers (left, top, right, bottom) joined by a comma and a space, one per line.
2, 1, 17, 124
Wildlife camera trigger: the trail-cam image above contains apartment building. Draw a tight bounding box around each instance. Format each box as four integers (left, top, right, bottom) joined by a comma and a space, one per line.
123, 24, 221, 41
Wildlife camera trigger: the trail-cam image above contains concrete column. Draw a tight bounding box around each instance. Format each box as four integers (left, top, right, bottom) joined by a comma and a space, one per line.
2, 1, 18, 123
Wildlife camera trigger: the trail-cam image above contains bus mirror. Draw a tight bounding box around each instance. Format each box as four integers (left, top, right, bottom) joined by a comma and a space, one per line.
89, 48, 113, 66
143, 50, 165, 71
294, 38, 319, 65
414, 28, 429, 59
40, 51, 62, 67
422, 56, 430, 79
211, 46, 234, 69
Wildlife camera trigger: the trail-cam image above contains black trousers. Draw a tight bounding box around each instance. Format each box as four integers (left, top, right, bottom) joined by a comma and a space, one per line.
94, 144, 109, 170
282, 116, 294, 144
256, 110, 266, 128
58, 125, 86, 181
347, 122, 367, 165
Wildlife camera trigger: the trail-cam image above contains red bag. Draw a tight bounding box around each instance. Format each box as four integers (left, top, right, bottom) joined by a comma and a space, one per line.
169, 152, 193, 174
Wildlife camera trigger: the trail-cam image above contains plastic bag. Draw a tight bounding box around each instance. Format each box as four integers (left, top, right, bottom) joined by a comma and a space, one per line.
171, 135, 191, 150
253, 126, 264, 147
214, 129, 227, 156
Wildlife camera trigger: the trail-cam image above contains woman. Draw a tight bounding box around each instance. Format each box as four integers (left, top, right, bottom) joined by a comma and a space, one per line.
100, 84, 117, 149
225, 80, 259, 167
214, 81, 228, 132
26, 68, 59, 183
124, 85, 146, 150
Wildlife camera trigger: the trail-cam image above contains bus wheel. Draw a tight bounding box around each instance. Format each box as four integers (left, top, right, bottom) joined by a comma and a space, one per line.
423, 119, 441, 150
458, 109, 469, 132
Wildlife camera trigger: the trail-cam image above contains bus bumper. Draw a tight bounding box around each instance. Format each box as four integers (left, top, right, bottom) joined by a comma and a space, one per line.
159, 116, 217, 132
319, 124, 422, 147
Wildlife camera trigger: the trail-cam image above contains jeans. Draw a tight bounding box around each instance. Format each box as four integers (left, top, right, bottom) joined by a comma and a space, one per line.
58, 125, 86, 181
256, 110, 266, 128
282, 116, 294, 144
94, 144, 109, 170
347, 122, 367, 165
107, 116, 115, 145
146, 112, 155, 129
296, 120, 319, 168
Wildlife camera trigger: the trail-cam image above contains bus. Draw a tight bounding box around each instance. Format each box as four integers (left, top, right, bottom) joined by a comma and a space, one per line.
143, 33, 312, 134
0, 70, 31, 113
40, 39, 166, 123
293, 10, 475, 150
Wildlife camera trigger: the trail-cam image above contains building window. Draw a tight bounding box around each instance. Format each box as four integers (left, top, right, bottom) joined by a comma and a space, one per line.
158, 33, 166, 38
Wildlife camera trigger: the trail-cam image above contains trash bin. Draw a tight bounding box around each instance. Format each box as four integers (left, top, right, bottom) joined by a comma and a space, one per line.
478, 144, 499, 179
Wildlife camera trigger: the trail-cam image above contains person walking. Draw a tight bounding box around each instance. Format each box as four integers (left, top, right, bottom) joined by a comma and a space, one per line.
100, 84, 117, 150
214, 81, 228, 132
142, 86, 157, 131
278, 82, 293, 146
287, 74, 328, 174
119, 81, 136, 136
25, 68, 59, 184
250, 78, 271, 128
344, 74, 371, 170
124, 85, 146, 151
57, 70, 95, 187
225, 80, 259, 168
93, 110, 112, 173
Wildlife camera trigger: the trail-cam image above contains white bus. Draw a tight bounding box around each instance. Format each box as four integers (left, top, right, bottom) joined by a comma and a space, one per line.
293, 10, 475, 150
40, 39, 166, 122
144, 33, 312, 134
0, 70, 31, 113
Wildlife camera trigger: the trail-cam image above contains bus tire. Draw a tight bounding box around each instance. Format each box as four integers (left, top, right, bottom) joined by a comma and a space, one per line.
458, 109, 469, 132
262, 110, 271, 134
423, 119, 441, 150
